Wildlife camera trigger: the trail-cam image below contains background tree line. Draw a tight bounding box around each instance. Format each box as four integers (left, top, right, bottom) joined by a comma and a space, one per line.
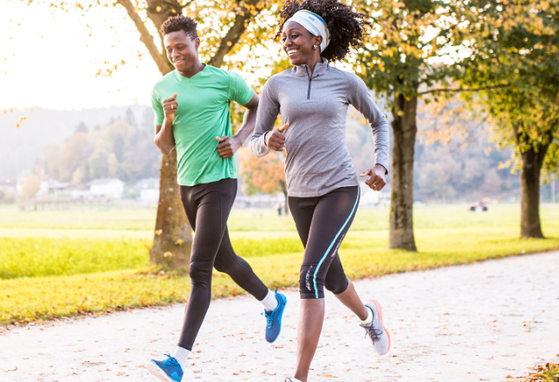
7, 103, 528, 205
34, 108, 161, 186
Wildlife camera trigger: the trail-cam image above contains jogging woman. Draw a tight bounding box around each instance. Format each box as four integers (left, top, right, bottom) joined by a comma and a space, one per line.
251, 1, 391, 381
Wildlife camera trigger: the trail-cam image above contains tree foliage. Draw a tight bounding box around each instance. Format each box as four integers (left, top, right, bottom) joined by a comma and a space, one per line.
239, 148, 286, 198
450, 0, 559, 237
453, 0, 559, 167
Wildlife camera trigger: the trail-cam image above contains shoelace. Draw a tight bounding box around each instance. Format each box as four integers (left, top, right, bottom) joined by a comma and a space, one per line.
162, 353, 180, 367
361, 324, 383, 342
262, 311, 274, 329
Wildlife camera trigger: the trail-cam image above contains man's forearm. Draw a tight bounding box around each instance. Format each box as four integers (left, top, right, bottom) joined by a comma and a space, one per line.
234, 107, 257, 143
154, 119, 176, 155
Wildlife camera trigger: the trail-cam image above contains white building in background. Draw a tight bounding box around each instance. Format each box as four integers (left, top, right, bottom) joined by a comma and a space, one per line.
89, 178, 124, 199
38, 179, 70, 196
135, 178, 159, 204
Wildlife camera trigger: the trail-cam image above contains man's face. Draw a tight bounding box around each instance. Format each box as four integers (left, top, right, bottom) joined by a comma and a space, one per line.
164, 30, 199, 74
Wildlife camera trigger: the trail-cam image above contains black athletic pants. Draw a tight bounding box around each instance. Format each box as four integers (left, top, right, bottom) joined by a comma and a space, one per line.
178, 178, 268, 350
288, 186, 359, 299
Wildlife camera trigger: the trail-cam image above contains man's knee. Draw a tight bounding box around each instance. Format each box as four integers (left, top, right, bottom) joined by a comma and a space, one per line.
213, 257, 236, 275
189, 260, 213, 286
299, 264, 325, 299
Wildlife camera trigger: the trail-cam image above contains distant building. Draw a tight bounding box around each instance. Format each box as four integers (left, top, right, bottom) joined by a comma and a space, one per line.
38, 179, 70, 196
89, 178, 124, 199
135, 178, 159, 204
67, 185, 91, 199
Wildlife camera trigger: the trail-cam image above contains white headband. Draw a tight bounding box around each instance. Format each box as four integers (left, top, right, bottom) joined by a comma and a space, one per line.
286, 10, 330, 52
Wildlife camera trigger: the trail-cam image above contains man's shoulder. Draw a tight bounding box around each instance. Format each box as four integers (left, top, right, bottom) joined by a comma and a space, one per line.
203, 65, 233, 80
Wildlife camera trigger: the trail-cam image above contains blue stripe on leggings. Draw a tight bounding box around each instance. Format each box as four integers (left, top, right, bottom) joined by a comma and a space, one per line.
313, 189, 360, 298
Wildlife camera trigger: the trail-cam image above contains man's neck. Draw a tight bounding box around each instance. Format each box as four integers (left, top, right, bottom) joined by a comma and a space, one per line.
178, 62, 205, 78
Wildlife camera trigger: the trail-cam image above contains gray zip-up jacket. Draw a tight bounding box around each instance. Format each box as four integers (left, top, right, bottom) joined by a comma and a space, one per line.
251, 59, 389, 198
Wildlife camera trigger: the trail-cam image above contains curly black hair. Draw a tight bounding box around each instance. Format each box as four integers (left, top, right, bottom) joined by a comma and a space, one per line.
277, 0, 369, 62
160, 15, 198, 39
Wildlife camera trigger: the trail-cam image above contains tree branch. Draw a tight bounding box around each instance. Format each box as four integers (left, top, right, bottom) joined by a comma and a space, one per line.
419, 84, 509, 95
208, 0, 263, 68
117, 0, 174, 75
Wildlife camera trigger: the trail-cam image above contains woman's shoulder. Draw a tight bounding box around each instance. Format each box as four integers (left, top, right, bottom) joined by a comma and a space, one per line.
263, 68, 296, 89
270, 68, 297, 81
327, 66, 360, 82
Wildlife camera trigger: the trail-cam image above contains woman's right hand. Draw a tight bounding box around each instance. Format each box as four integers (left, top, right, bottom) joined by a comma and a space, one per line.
163, 92, 178, 121
266, 123, 289, 151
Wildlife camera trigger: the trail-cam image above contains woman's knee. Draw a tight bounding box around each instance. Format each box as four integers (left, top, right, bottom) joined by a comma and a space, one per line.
299, 264, 326, 299
325, 276, 349, 295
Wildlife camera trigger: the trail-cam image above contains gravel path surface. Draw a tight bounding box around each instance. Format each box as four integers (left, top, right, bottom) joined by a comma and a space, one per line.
1, 251, 558, 382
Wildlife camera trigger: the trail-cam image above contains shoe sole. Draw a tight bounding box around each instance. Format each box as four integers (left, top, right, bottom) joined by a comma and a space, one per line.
267, 293, 287, 343
370, 299, 391, 356
146, 361, 178, 382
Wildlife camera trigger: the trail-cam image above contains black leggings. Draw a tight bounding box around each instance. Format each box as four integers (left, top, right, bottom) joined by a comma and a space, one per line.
178, 178, 268, 350
288, 186, 359, 299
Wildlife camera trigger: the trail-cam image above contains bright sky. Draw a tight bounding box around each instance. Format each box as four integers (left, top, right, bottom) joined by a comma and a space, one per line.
1, 2, 161, 110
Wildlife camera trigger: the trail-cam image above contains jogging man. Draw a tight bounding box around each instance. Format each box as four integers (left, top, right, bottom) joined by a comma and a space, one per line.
146, 15, 287, 382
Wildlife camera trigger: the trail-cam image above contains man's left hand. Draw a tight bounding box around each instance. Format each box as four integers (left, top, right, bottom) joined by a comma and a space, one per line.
216, 136, 241, 158
360, 164, 387, 191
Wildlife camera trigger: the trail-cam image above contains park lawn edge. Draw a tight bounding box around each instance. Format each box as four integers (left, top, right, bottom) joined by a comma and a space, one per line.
2, 241, 559, 330
512, 362, 559, 381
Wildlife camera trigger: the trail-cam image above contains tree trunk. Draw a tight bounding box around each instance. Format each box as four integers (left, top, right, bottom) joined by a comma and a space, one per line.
280, 180, 289, 214
126, 0, 192, 270
149, 150, 192, 269
519, 142, 549, 239
389, 90, 418, 251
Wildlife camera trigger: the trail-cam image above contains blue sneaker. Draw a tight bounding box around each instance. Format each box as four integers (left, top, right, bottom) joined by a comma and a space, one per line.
146, 354, 183, 382
263, 291, 287, 343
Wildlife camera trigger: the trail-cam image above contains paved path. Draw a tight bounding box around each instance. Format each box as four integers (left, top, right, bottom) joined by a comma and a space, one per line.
1, 251, 558, 382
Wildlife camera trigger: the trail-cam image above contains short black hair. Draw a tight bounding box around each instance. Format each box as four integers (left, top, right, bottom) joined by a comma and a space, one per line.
160, 15, 198, 39
277, 0, 369, 62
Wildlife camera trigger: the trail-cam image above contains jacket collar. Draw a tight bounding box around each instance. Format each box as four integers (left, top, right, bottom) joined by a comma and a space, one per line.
292, 57, 329, 78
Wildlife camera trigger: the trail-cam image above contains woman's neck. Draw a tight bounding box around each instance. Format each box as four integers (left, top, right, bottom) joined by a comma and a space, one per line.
303, 55, 322, 74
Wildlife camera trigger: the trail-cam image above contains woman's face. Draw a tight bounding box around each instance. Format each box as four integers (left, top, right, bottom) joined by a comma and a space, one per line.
281, 20, 321, 66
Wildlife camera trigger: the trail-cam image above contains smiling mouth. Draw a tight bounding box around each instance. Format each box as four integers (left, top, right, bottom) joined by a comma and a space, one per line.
286, 49, 298, 57
173, 59, 186, 65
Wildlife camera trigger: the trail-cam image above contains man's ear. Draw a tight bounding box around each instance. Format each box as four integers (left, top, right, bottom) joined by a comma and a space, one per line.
195, 37, 201, 49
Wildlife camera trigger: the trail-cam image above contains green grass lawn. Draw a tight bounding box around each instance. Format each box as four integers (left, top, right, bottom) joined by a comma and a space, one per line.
1, 203, 558, 326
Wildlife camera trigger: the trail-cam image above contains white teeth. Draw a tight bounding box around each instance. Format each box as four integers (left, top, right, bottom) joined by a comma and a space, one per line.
287, 50, 297, 55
